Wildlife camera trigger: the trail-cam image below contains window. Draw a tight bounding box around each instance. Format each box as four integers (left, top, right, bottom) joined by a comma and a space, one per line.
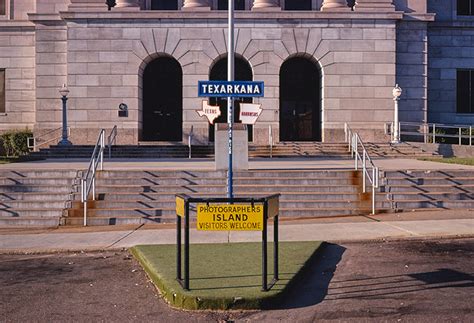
151, 0, 178, 10
457, 0, 474, 15
0, 0, 6, 16
457, 70, 474, 113
217, 0, 245, 10
285, 0, 312, 10
0, 69, 5, 113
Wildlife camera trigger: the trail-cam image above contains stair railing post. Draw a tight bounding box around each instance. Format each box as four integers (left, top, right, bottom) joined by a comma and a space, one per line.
470, 126, 472, 146
344, 123, 347, 142
363, 151, 366, 193
391, 122, 394, 142
82, 178, 87, 226
372, 167, 376, 215
423, 123, 428, 143
92, 159, 96, 201
269, 124, 273, 158
100, 131, 104, 171
354, 135, 358, 170
188, 125, 193, 159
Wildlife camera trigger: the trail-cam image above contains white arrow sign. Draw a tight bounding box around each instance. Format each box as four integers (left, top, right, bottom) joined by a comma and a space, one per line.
196, 100, 221, 124
239, 103, 263, 125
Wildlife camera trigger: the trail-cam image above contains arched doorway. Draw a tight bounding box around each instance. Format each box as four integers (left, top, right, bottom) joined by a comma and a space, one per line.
142, 56, 182, 141
279, 57, 321, 141
209, 56, 253, 141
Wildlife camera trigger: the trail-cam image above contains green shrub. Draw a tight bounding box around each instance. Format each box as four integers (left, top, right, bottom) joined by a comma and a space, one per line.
0, 130, 33, 157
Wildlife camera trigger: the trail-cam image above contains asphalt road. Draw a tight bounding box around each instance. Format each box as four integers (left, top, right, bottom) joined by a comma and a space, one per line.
1, 238, 473, 322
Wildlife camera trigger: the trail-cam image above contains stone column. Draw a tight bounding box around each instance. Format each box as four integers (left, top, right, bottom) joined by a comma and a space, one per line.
182, 0, 211, 10
115, 0, 140, 8
252, 0, 281, 11
321, 0, 348, 11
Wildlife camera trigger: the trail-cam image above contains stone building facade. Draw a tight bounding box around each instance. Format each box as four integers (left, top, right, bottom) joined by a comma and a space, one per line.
0, 0, 472, 145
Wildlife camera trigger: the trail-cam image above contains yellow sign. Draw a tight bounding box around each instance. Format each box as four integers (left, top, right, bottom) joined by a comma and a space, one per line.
197, 204, 263, 231
268, 196, 279, 218
176, 196, 185, 217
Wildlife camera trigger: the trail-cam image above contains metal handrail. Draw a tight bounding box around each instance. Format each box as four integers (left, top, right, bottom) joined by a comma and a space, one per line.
107, 125, 117, 158
386, 121, 473, 146
81, 129, 105, 226
344, 123, 379, 215
27, 127, 70, 152
188, 125, 193, 159
269, 124, 273, 158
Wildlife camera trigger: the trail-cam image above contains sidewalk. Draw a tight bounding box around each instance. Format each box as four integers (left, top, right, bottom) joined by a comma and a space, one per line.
1, 157, 473, 171
0, 210, 472, 253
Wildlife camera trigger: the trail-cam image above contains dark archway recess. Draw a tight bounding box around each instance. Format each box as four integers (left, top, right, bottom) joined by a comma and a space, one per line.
218, 0, 245, 10
151, 0, 178, 10
142, 57, 182, 141
208, 56, 253, 141
279, 57, 321, 141
285, 0, 312, 10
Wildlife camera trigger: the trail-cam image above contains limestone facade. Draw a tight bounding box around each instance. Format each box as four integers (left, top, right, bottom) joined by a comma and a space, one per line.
0, 0, 470, 145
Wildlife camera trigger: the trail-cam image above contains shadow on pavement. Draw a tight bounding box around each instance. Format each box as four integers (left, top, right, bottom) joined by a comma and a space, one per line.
271, 242, 346, 309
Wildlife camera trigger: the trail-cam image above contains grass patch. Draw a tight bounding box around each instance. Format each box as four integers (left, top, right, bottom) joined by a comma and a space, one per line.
419, 157, 474, 166
0, 157, 19, 164
130, 241, 322, 310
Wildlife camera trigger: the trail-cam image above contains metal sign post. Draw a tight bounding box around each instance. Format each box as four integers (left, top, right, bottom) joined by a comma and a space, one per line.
175, 194, 280, 292
227, 0, 235, 199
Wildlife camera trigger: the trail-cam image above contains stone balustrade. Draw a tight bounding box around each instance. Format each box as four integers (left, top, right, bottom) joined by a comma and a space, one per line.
252, 0, 281, 10
321, 0, 349, 11
182, 0, 211, 10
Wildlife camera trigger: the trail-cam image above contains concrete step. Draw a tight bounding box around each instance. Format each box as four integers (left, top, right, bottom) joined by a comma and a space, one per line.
0, 208, 64, 217
387, 200, 474, 209
0, 193, 71, 201
0, 170, 78, 178
0, 185, 72, 193
377, 192, 474, 201
380, 184, 474, 193
93, 177, 360, 186
0, 178, 75, 185
384, 177, 474, 185
383, 170, 474, 178
65, 206, 381, 224
65, 216, 171, 226
91, 184, 361, 193
72, 191, 367, 201
96, 170, 359, 178
71, 199, 372, 209
0, 200, 68, 209
0, 216, 60, 227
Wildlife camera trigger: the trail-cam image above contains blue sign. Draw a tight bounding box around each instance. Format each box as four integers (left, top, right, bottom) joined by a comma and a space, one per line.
198, 81, 264, 98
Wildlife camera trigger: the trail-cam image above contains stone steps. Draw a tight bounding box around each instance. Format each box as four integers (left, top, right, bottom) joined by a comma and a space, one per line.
380, 170, 474, 213
65, 169, 370, 224
0, 170, 76, 227
27, 141, 438, 159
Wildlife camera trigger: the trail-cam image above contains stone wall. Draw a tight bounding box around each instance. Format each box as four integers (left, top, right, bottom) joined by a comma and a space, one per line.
427, 0, 474, 125
61, 12, 399, 144
396, 20, 428, 124
0, 25, 36, 131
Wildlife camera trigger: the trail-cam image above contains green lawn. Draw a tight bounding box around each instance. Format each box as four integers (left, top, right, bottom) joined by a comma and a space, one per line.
0, 157, 19, 164
419, 157, 474, 166
131, 241, 323, 310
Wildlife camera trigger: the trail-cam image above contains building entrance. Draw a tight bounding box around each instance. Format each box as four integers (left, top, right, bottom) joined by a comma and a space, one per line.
279, 57, 321, 141
208, 56, 253, 142
142, 57, 182, 141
